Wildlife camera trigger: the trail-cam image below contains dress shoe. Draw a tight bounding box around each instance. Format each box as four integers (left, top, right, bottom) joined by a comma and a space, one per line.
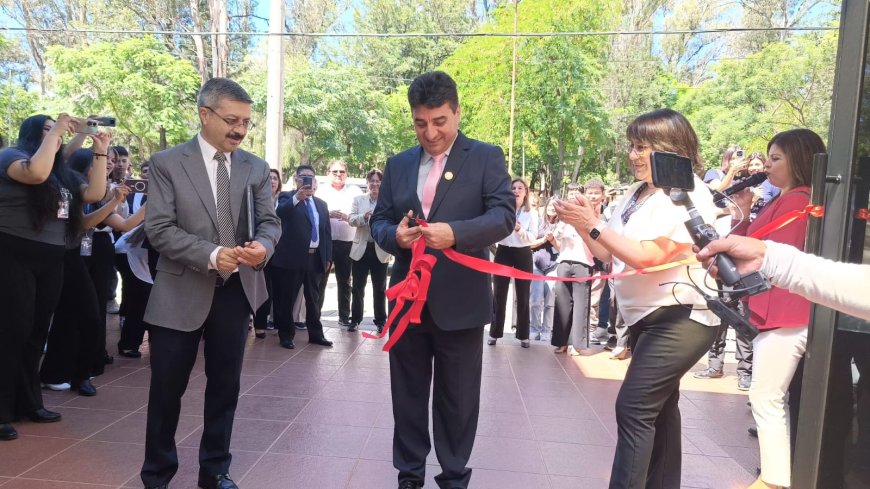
487, 337, 497, 346
376, 324, 384, 334
73, 379, 97, 397
198, 473, 238, 489
693, 367, 724, 379
29, 408, 62, 423
0, 423, 18, 441
748, 426, 758, 438
347, 323, 358, 332
254, 330, 266, 339
520, 339, 530, 348
338, 318, 352, 327
103, 352, 115, 365
294, 322, 307, 330
310, 338, 334, 347
280, 339, 295, 349
398, 481, 423, 489
118, 348, 142, 358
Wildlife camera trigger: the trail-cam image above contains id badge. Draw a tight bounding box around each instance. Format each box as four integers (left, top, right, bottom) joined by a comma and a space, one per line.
80, 231, 93, 257
57, 187, 71, 219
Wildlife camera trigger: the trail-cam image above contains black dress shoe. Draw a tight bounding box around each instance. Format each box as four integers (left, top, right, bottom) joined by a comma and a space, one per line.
103, 352, 115, 365
294, 322, 307, 330
347, 323, 358, 332
198, 473, 238, 489
0, 423, 18, 441
73, 379, 97, 397
398, 481, 423, 489
310, 338, 333, 347
280, 339, 295, 349
118, 348, 142, 358
254, 330, 266, 339
748, 426, 758, 437
29, 408, 62, 423
338, 318, 352, 327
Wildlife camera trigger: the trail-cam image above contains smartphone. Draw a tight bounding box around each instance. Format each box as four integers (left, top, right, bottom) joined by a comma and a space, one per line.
124, 178, 148, 193
94, 116, 116, 127
651, 151, 695, 191
75, 119, 99, 135
735, 149, 744, 158
300, 175, 314, 188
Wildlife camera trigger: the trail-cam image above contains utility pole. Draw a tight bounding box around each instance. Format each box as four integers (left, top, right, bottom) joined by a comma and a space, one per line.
507, 0, 518, 174
265, 0, 285, 172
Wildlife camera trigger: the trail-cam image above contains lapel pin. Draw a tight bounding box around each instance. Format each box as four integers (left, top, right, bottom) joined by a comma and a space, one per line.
444, 171, 454, 181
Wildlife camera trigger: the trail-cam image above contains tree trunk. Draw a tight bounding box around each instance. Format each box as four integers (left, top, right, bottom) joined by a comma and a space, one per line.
189, 0, 209, 84
208, 0, 229, 78
571, 145, 584, 183
554, 126, 565, 196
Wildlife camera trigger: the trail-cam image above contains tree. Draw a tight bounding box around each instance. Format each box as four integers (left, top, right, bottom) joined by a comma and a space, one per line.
46, 36, 202, 160
676, 29, 837, 165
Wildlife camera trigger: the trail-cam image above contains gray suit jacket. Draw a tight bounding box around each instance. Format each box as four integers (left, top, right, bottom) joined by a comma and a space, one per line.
144, 137, 282, 331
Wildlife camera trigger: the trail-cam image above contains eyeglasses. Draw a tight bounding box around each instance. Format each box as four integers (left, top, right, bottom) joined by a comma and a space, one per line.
203, 106, 255, 130
628, 143, 651, 154
330, 170, 347, 175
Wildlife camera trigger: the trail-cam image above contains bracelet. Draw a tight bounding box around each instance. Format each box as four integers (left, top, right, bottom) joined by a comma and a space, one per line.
94, 153, 108, 158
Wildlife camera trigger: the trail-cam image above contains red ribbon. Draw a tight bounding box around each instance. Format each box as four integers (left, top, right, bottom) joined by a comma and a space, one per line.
365, 206, 825, 351
856, 208, 870, 221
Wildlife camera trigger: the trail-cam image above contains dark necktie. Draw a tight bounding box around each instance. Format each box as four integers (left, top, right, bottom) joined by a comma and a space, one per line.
305, 199, 318, 243
214, 151, 235, 280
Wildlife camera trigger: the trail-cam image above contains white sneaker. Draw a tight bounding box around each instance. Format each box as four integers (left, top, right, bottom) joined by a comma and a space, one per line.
43, 382, 70, 391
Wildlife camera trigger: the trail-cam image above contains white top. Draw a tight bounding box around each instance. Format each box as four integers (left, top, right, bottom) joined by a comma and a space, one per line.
498, 208, 539, 248
318, 183, 363, 242
554, 221, 594, 266
607, 179, 721, 327
762, 241, 870, 321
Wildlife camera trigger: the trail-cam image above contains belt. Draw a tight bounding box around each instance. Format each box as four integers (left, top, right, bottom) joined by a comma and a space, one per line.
308, 248, 318, 254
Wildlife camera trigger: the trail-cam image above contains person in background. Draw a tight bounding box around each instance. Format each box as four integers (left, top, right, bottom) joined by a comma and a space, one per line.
555, 108, 721, 488
550, 182, 595, 355
348, 168, 391, 334
0, 114, 106, 441
730, 129, 825, 489
317, 160, 362, 326
253, 168, 283, 339
705, 146, 749, 192
488, 177, 538, 348
584, 178, 610, 345
529, 198, 560, 342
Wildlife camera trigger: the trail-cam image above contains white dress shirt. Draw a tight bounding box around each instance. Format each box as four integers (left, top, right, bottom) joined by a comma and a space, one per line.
318, 183, 362, 242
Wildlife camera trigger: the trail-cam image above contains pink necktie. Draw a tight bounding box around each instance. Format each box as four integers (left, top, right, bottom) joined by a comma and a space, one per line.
421, 153, 445, 218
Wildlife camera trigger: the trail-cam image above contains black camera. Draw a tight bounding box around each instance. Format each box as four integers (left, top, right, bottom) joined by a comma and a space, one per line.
651, 151, 768, 340
124, 178, 148, 193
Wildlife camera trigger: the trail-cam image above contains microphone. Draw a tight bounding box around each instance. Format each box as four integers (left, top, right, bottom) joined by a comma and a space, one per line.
724, 172, 767, 196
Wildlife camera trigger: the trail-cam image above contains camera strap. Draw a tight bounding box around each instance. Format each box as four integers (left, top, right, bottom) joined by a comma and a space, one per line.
621, 183, 650, 225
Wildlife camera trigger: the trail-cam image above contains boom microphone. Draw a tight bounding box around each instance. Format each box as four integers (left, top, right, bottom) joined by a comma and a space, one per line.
724, 172, 767, 196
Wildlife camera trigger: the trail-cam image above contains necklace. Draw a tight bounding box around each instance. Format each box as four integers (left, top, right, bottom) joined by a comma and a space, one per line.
621, 183, 655, 225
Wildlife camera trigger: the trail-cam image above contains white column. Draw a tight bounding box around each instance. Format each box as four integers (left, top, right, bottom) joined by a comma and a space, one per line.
264, 0, 285, 171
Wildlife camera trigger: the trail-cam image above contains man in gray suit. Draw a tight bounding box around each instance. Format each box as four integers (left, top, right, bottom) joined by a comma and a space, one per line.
141, 78, 281, 489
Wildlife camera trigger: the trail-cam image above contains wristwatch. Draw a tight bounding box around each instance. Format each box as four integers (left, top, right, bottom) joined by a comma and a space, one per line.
589, 221, 606, 240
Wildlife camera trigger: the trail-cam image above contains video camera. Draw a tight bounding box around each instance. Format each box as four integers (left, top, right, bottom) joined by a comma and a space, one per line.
650, 151, 769, 340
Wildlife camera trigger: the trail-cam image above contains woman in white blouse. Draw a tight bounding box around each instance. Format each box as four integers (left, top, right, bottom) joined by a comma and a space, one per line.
488, 178, 539, 348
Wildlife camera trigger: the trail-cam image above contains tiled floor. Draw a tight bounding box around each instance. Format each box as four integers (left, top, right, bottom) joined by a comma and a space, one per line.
0, 291, 759, 488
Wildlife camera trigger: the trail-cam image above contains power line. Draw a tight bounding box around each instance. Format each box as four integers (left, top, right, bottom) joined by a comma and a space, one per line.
0, 25, 837, 38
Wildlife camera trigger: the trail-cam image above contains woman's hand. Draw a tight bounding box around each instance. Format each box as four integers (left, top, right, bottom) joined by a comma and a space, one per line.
112, 185, 131, 203
49, 113, 82, 138
90, 131, 112, 155
554, 195, 597, 232
728, 156, 748, 175
730, 187, 753, 218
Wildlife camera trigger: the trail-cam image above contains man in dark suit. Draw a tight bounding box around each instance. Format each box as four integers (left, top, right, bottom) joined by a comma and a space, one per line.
141, 78, 281, 489
270, 164, 334, 349
370, 71, 515, 489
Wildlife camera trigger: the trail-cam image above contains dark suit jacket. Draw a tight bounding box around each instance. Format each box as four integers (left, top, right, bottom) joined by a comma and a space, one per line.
370, 132, 515, 331
271, 190, 332, 272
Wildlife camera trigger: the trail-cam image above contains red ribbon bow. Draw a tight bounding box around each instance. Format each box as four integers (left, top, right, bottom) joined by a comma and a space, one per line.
362, 223, 437, 351
749, 204, 823, 239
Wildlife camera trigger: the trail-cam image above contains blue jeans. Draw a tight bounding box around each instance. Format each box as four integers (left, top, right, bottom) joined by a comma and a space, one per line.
529, 265, 556, 335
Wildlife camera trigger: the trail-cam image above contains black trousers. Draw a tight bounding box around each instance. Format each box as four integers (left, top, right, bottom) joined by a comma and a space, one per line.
351, 243, 388, 326
253, 264, 275, 330
319, 240, 352, 320
390, 308, 483, 489
609, 306, 717, 489
273, 255, 327, 343
83, 232, 115, 375
40, 248, 102, 385
490, 245, 532, 341
0, 232, 64, 423
141, 274, 249, 487
551, 261, 592, 347
117, 255, 153, 353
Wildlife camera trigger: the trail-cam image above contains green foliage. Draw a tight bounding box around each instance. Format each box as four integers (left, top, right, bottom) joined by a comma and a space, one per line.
442, 0, 620, 193
677, 30, 837, 166
46, 36, 201, 160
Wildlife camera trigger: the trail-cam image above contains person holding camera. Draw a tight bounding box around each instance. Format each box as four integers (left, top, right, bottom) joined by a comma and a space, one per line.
271, 165, 334, 349
729, 129, 825, 489
555, 108, 721, 489
0, 113, 109, 440
705, 146, 748, 192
